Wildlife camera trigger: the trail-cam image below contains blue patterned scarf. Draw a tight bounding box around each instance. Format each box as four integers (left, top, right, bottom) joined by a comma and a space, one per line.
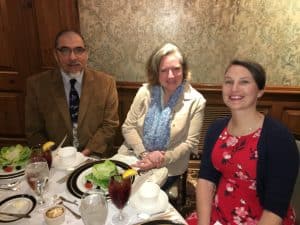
143, 82, 185, 151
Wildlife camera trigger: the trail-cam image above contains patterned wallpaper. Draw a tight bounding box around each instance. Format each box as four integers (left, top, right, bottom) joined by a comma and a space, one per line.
78, 0, 300, 86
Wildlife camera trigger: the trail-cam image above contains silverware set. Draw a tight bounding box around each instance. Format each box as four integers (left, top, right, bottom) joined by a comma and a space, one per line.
132, 207, 186, 225
0, 180, 20, 191
53, 194, 78, 206
59, 195, 78, 206
0, 186, 19, 191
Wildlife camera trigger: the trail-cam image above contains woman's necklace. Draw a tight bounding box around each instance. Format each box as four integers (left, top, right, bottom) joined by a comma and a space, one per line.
228, 114, 263, 136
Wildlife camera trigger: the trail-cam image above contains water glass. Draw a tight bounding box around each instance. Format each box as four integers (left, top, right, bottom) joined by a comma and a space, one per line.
80, 190, 108, 225
25, 158, 49, 205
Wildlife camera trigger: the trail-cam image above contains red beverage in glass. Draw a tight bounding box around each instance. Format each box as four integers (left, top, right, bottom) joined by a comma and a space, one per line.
42, 150, 52, 169
108, 176, 131, 209
30, 146, 52, 169
27, 175, 37, 191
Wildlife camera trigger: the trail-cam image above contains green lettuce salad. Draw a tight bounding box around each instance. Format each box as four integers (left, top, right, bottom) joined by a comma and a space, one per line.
85, 160, 118, 190
0, 144, 32, 171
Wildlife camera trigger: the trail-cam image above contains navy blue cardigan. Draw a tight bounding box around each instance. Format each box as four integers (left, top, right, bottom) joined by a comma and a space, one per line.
198, 116, 299, 219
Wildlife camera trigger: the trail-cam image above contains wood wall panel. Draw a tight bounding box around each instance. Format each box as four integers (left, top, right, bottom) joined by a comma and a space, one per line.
3, 0, 41, 77
0, 92, 24, 136
0, 1, 14, 69
114, 83, 138, 147
0, 72, 22, 91
282, 109, 300, 139
33, 0, 80, 70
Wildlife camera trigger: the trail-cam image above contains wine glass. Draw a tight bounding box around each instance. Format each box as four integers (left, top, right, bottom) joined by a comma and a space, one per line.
25, 158, 50, 205
108, 175, 132, 225
80, 190, 108, 225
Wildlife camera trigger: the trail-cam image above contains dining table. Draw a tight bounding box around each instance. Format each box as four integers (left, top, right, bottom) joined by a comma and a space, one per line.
0, 153, 188, 225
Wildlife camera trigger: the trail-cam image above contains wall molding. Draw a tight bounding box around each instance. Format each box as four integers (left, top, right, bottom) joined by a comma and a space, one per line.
116, 81, 300, 165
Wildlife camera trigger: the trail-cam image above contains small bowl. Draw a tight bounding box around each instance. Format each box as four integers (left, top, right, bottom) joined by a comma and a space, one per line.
44, 205, 65, 225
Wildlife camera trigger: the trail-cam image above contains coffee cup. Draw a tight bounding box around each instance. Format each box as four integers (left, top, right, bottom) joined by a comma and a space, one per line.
138, 181, 160, 205
57, 146, 77, 167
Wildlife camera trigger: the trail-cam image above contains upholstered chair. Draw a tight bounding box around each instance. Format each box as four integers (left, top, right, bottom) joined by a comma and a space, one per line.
291, 140, 300, 225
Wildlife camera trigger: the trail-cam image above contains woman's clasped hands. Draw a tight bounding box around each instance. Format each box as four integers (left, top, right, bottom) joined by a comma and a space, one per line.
133, 151, 165, 170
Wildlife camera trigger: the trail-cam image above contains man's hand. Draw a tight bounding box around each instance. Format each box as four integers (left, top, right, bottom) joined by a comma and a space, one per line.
81, 148, 91, 156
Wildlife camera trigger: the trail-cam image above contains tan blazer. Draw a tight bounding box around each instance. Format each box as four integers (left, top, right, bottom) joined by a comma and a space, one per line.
25, 68, 119, 156
119, 83, 206, 176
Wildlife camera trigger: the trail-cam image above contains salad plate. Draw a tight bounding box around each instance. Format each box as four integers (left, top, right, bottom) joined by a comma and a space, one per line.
67, 159, 133, 198
0, 145, 31, 178
0, 194, 36, 223
0, 174, 24, 185
0, 170, 24, 179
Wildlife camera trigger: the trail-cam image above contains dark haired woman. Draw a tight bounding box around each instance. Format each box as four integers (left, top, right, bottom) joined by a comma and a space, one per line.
196, 60, 299, 225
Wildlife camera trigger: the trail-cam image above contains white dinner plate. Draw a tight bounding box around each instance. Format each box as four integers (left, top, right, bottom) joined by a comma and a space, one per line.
0, 175, 24, 185
52, 152, 86, 170
0, 167, 25, 178
0, 194, 36, 223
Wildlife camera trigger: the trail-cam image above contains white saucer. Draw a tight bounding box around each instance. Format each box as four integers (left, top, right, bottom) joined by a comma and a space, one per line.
129, 190, 169, 215
0, 194, 36, 222
52, 152, 86, 170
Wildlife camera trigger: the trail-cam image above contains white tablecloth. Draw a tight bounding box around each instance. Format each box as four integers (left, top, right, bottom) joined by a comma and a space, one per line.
0, 154, 187, 225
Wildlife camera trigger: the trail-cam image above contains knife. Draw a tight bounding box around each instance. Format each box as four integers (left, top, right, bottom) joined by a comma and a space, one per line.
0, 211, 31, 218
56, 134, 68, 150
52, 134, 68, 159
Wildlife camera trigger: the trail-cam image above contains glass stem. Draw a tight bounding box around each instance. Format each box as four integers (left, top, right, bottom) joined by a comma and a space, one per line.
118, 209, 124, 221
36, 184, 45, 204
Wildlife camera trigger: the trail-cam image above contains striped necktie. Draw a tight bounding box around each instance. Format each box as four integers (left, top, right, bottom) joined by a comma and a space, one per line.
69, 79, 80, 123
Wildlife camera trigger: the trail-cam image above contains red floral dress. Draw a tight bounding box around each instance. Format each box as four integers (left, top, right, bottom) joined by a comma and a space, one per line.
210, 127, 296, 225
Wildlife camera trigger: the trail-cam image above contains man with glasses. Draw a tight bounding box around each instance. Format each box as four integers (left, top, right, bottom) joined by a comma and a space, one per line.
25, 29, 119, 157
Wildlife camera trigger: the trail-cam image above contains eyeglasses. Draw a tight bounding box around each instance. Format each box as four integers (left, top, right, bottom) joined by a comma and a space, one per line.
56, 47, 86, 56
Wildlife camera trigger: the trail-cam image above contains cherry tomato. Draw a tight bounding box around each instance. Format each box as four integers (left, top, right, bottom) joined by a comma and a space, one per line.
3, 166, 13, 173
84, 181, 93, 189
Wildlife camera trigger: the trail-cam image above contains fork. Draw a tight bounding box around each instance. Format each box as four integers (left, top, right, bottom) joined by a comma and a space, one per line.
0, 211, 31, 218
59, 196, 78, 206
0, 186, 19, 191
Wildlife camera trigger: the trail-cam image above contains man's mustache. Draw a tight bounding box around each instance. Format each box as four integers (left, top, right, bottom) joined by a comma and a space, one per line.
68, 61, 82, 66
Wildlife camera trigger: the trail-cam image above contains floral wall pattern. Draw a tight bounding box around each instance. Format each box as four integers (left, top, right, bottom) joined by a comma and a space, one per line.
78, 0, 300, 86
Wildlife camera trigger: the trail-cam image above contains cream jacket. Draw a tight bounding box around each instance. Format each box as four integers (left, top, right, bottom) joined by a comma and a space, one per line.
119, 83, 206, 176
